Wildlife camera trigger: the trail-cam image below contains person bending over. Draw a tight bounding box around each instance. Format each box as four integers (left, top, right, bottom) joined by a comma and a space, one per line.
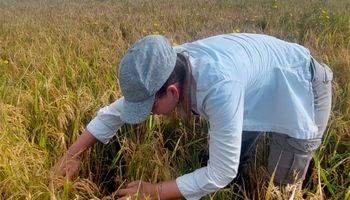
52, 33, 333, 200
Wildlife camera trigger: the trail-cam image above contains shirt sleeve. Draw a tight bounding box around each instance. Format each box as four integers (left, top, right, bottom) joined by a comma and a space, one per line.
86, 97, 125, 144
176, 80, 244, 200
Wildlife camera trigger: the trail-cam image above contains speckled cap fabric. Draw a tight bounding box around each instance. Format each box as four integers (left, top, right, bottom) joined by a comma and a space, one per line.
118, 35, 177, 124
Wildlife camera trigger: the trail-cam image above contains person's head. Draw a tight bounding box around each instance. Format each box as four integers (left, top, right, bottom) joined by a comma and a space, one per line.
118, 35, 191, 124
152, 53, 188, 115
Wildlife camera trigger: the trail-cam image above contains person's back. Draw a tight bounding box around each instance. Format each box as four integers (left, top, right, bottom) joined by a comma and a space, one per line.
176, 33, 318, 139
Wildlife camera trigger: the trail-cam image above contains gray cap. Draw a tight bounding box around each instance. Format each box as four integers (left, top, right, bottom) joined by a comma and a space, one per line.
118, 35, 177, 124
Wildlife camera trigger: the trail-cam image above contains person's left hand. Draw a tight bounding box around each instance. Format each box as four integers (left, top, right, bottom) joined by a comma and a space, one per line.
115, 180, 158, 200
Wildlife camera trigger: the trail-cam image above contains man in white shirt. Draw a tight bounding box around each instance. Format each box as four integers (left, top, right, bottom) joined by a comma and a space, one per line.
52, 34, 333, 200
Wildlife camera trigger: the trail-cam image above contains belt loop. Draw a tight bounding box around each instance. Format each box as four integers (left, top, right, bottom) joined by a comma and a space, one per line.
322, 63, 333, 83
310, 57, 315, 82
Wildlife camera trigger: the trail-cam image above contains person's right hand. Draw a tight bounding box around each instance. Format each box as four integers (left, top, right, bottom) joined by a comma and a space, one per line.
51, 153, 81, 180
50, 129, 97, 180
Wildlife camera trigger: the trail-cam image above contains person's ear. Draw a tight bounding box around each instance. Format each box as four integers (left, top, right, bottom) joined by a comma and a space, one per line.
167, 84, 180, 102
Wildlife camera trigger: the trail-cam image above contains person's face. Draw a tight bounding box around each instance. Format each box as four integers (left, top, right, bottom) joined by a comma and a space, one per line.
151, 83, 180, 116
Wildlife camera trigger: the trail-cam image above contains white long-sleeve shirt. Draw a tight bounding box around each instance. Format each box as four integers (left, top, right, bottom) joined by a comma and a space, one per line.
87, 33, 317, 199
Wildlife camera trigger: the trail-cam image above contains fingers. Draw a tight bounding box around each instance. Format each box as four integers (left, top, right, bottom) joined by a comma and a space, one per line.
50, 162, 66, 177
66, 159, 80, 180
115, 181, 142, 198
50, 156, 80, 180
115, 188, 134, 197
115, 180, 152, 200
127, 181, 142, 188
117, 196, 131, 200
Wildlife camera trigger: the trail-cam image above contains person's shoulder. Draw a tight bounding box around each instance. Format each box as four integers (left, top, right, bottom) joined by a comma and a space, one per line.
192, 58, 228, 91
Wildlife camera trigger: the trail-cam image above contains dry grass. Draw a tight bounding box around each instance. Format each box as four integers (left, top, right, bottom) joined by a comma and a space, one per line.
0, 0, 349, 199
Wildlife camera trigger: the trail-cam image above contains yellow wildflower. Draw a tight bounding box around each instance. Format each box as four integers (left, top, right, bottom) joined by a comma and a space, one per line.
153, 23, 158, 26
319, 9, 330, 20
232, 28, 240, 33
3, 59, 9, 65
152, 31, 160, 35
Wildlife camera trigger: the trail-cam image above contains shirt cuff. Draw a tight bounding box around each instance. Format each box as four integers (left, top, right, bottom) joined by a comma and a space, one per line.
176, 168, 209, 200
86, 116, 116, 144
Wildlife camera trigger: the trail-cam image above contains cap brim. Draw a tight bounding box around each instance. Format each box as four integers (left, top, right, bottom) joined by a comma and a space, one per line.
120, 95, 155, 124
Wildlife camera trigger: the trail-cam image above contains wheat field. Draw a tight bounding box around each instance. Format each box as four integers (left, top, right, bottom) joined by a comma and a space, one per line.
0, 0, 349, 199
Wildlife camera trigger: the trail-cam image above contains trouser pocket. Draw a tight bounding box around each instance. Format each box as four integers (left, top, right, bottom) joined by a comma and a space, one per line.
285, 153, 312, 184
268, 150, 312, 185
268, 149, 293, 185
268, 133, 320, 185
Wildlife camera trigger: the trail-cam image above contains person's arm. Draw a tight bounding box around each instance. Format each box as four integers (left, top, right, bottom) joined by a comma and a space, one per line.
51, 97, 126, 179
51, 129, 97, 179
67, 129, 98, 157
175, 80, 245, 199
156, 180, 183, 199
116, 180, 183, 200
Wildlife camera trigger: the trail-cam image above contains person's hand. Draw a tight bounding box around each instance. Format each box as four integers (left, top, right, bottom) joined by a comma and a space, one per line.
50, 153, 81, 180
115, 181, 158, 200
50, 129, 97, 181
